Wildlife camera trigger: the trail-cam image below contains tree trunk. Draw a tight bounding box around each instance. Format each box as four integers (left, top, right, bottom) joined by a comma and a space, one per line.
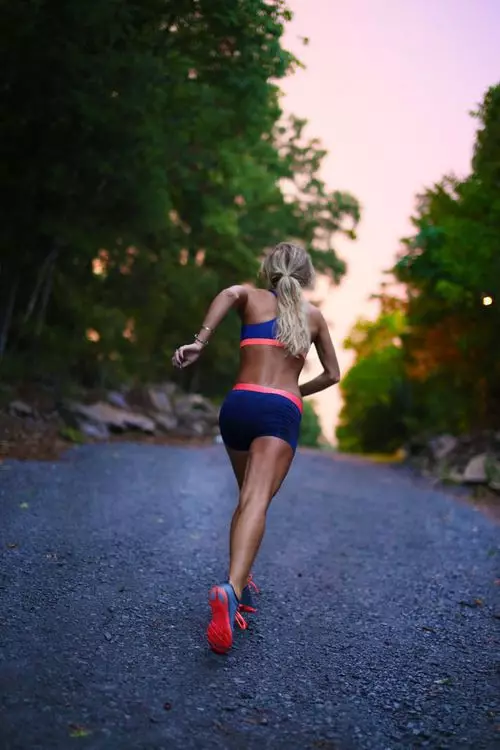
24, 247, 58, 324
35, 250, 58, 336
0, 276, 19, 357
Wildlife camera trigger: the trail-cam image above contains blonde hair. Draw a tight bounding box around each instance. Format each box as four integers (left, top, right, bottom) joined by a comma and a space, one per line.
260, 242, 315, 357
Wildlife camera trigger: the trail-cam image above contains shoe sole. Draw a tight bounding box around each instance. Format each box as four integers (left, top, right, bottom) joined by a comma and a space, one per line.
207, 586, 233, 655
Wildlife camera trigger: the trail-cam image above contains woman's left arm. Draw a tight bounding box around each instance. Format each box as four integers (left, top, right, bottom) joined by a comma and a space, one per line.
172, 285, 248, 369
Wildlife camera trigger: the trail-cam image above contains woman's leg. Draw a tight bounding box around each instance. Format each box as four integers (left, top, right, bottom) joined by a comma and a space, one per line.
228, 436, 294, 599
225, 448, 249, 560
226, 447, 249, 490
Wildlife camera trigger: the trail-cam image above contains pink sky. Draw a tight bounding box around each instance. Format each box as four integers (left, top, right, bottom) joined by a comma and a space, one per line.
283, 0, 500, 441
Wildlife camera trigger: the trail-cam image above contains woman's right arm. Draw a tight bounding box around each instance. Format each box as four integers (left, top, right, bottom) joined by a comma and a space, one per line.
299, 310, 340, 397
172, 285, 248, 369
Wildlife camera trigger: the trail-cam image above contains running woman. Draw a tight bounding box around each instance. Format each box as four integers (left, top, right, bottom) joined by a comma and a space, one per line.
172, 242, 340, 654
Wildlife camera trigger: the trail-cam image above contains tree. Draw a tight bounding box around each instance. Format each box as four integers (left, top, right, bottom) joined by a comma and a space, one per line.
0, 0, 361, 397
336, 297, 409, 453
338, 82, 500, 452
392, 84, 500, 431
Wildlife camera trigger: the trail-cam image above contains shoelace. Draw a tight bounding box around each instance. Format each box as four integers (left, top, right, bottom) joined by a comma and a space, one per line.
247, 573, 260, 594
235, 611, 248, 630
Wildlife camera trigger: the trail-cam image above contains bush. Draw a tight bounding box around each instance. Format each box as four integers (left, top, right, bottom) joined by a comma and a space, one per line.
336, 345, 408, 454
299, 400, 322, 448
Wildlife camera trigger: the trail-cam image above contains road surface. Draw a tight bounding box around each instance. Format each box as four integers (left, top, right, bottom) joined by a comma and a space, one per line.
1, 444, 499, 749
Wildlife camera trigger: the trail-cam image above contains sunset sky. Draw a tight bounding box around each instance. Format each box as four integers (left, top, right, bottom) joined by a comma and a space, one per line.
282, 0, 500, 441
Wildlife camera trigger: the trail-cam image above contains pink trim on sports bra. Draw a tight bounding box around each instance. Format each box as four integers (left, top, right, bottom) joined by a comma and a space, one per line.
240, 337, 306, 360
232, 383, 303, 413
240, 338, 285, 348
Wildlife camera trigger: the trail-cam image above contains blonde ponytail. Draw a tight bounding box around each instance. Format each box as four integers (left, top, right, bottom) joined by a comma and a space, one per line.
260, 241, 315, 358
275, 275, 310, 357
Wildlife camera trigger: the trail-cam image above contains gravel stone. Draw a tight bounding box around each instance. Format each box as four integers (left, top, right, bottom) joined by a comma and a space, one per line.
0, 444, 499, 749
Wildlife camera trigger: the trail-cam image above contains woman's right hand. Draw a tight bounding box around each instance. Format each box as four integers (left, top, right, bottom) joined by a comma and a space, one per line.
172, 340, 204, 369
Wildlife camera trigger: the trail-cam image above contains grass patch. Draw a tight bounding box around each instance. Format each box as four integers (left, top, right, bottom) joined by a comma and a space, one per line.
59, 426, 86, 444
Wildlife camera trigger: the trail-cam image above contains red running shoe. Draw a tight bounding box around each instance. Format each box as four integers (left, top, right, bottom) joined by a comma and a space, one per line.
207, 583, 247, 655
239, 573, 260, 614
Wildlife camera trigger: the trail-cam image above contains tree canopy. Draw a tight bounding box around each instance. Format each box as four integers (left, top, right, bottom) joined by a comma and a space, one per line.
336, 83, 500, 452
0, 0, 360, 397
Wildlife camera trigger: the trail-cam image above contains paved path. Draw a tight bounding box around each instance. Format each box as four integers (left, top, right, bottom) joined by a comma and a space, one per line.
1, 445, 499, 749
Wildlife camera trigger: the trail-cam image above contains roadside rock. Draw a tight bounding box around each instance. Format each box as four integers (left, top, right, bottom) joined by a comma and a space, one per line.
153, 413, 179, 433
68, 384, 220, 441
9, 400, 35, 418
67, 401, 155, 434
127, 384, 177, 415
463, 454, 487, 483
406, 431, 500, 498
78, 421, 110, 441
429, 434, 457, 462
1, 380, 219, 457
175, 394, 219, 425
107, 391, 129, 411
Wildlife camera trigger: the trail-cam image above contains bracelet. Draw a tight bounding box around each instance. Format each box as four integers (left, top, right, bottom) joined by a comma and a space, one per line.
194, 334, 209, 346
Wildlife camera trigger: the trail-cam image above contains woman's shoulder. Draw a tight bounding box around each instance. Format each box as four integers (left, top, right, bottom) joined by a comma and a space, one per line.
305, 300, 327, 337
237, 284, 272, 303
222, 284, 265, 316
305, 299, 323, 319
235, 284, 277, 321
221, 283, 254, 305
226, 282, 258, 295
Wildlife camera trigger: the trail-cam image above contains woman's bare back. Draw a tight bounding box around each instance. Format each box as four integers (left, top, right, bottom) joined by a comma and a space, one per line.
236, 287, 321, 397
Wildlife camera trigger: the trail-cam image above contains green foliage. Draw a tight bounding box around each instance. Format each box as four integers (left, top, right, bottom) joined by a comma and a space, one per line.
0, 0, 360, 396
336, 308, 409, 453
338, 83, 500, 452
299, 400, 322, 448
59, 426, 85, 445
393, 85, 500, 431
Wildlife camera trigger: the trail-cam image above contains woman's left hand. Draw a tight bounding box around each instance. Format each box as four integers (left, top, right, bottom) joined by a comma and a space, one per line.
172, 340, 204, 369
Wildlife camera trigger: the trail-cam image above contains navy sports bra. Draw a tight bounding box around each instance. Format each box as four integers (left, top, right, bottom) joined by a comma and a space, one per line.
240, 318, 283, 348
239, 290, 284, 350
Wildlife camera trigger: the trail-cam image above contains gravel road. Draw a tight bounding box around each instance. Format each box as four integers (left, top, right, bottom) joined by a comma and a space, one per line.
1, 444, 499, 749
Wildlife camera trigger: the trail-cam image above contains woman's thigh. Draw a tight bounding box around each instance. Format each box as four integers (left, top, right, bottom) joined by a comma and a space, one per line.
239, 436, 295, 510
225, 447, 249, 490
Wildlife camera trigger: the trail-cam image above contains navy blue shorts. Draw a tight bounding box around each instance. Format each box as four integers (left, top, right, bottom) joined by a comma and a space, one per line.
218, 384, 302, 452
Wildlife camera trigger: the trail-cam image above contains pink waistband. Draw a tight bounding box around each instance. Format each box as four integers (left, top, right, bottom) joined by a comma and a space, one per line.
240, 338, 285, 348
232, 383, 303, 413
